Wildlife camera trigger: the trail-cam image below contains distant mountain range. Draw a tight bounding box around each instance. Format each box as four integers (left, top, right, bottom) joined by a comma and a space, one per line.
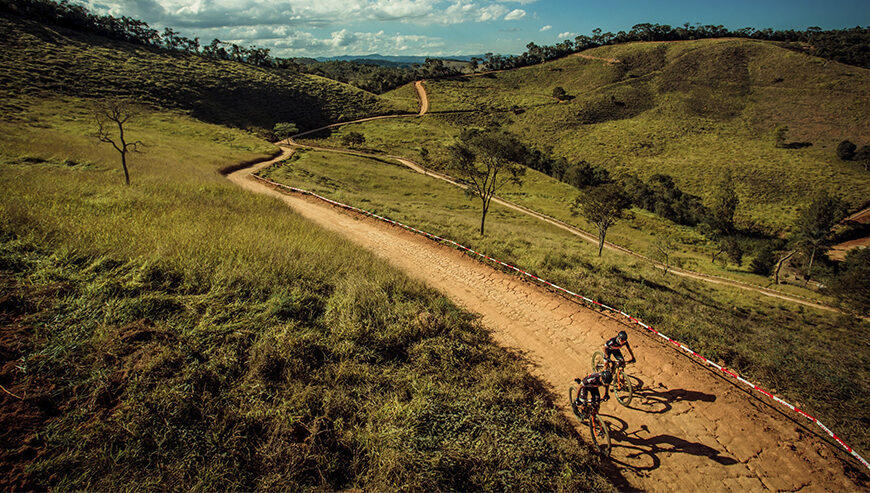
311, 54, 484, 67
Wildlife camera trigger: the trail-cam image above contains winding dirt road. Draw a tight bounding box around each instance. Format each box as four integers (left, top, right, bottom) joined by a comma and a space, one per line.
226, 150, 866, 491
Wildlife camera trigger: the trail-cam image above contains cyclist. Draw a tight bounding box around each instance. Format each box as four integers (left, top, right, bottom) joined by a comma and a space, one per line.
604, 330, 636, 370
574, 370, 612, 408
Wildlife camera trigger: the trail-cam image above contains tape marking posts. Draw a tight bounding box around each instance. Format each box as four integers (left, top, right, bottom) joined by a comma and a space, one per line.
253, 174, 870, 472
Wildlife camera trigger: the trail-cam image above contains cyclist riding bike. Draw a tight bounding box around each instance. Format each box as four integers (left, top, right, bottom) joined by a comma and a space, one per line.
574, 370, 612, 407
604, 330, 636, 370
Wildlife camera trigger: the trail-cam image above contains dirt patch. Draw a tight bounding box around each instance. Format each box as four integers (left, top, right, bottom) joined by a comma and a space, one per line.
0, 298, 53, 491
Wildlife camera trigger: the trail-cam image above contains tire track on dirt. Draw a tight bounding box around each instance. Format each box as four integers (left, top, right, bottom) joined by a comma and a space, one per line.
225, 150, 866, 492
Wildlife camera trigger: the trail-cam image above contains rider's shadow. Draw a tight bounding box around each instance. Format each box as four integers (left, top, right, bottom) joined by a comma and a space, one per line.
600, 417, 738, 472
625, 376, 716, 414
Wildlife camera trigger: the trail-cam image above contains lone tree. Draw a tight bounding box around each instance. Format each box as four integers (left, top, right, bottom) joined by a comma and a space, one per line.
571, 183, 630, 256
94, 99, 143, 186
789, 191, 848, 284
448, 128, 526, 235
273, 122, 298, 142
703, 172, 740, 265
552, 86, 568, 101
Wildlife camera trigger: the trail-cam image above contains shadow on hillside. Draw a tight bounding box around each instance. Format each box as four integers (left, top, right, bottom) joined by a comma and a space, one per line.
601, 416, 738, 472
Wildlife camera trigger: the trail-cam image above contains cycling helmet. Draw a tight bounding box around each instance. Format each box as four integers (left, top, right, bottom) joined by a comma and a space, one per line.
617, 331, 627, 342
601, 370, 613, 384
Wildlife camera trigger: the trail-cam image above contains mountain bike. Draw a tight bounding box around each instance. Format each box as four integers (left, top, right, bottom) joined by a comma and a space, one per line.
568, 386, 612, 457
591, 351, 634, 406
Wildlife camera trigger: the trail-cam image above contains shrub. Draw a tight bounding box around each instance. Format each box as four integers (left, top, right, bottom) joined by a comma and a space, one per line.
836, 140, 857, 160
341, 131, 366, 147
750, 243, 776, 276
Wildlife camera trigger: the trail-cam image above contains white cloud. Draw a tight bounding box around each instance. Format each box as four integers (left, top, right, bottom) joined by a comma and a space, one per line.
557, 31, 577, 39
503, 8, 525, 20
262, 29, 445, 56
539, 25, 551, 32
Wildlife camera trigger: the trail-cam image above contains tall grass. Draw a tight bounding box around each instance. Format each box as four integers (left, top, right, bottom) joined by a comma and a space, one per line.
261, 148, 870, 456
0, 97, 611, 491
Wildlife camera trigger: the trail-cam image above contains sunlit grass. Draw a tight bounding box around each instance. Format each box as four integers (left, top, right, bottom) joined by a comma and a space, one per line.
0, 97, 609, 491
262, 148, 870, 456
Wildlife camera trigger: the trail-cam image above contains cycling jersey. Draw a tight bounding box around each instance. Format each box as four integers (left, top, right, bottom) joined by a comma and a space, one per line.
582, 372, 606, 388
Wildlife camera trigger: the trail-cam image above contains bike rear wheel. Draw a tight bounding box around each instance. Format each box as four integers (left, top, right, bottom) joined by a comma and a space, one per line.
613, 368, 634, 407
588, 413, 611, 457
591, 351, 607, 372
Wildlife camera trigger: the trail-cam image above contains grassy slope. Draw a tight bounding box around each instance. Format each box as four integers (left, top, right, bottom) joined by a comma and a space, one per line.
296, 114, 824, 299
0, 14, 405, 131
415, 39, 870, 232
261, 148, 870, 458
0, 97, 611, 491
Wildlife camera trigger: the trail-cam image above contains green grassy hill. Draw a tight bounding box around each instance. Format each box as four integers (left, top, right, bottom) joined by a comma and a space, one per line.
411, 38, 870, 232
0, 13, 611, 490
0, 14, 405, 132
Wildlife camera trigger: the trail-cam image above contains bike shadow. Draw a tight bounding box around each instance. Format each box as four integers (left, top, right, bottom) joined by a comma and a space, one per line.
600, 415, 738, 472
625, 383, 717, 414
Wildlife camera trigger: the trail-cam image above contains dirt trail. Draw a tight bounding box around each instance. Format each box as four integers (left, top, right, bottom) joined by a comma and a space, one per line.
575, 53, 622, 64
415, 80, 429, 115
226, 150, 865, 492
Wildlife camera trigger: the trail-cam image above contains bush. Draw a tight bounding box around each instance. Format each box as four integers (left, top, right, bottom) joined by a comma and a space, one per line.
836, 140, 857, 160
552, 86, 567, 101
341, 131, 366, 147
750, 243, 776, 276
825, 248, 870, 315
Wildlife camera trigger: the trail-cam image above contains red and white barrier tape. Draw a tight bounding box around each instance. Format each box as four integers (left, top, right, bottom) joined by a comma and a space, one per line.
254, 174, 870, 472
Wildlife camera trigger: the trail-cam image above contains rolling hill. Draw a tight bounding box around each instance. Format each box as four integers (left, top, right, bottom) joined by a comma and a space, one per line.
412, 38, 870, 232
0, 14, 408, 132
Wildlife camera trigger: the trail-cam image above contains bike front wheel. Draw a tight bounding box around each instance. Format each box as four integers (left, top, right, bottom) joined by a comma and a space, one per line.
591, 351, 607, 372
612, 368, 634, 407
569, 386, 582, 419
588, 413, 612, 457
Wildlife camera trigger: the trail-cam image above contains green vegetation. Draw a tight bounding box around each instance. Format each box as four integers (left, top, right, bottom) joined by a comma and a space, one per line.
0, 15, 403, 132
297, 116, 825, 300
422, 39, 870, 233
259, 148, 870, 455
0, 98, 611, 491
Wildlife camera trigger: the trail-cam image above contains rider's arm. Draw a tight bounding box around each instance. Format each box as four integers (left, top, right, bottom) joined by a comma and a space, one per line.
602, 385, 609, 399
626, 341, 636, 360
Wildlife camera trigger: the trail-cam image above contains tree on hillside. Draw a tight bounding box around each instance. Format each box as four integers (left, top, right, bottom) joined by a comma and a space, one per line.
571, 183, 630, 256
447, 128, 526, 235
836, 140, 856, 160
750, 242, 777, 276
650, 233, 676, 275
341, 131, 366, 148
703, 173, 739, 265
824, 248, 870, 316
789, 191, 848, 284
93, 99, 143, 186
273, 122, 298, 142
552, 86, 568, 101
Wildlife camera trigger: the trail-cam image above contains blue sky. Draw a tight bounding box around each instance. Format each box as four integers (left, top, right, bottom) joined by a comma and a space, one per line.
84, 0, 870, 57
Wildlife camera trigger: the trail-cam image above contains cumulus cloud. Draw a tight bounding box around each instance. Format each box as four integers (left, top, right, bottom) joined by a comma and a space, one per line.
258, 29, 446, 56
81, 0, 536, 55
503, 8, 525, 20
557, 31, 577, 39
539, 25, 551, 32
